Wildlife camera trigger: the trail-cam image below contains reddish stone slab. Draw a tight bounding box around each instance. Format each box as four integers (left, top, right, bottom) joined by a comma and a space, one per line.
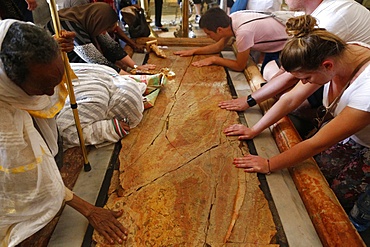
94, 48, 277, 246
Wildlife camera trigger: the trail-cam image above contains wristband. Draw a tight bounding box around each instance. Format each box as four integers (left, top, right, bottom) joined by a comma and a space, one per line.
133, 65, 138, 69
246, 94, 257, 107
266, 159, 271, 175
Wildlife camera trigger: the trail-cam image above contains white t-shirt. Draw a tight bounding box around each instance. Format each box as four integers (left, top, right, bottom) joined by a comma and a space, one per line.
55, 0, 89, 10
311, 0, 370, 44
230, 11, 288, 53
247, 0, 283, 12
323, 43, 370, 147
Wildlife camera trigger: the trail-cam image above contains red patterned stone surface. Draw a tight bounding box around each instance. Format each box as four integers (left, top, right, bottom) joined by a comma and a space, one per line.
93, 48, 277, 246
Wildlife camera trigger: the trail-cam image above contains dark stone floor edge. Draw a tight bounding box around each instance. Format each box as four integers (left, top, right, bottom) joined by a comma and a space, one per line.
82, 141, 122, 247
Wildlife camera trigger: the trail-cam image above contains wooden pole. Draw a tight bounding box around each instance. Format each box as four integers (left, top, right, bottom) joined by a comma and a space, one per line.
181, 0, 189, 37
48, 0, 91, 171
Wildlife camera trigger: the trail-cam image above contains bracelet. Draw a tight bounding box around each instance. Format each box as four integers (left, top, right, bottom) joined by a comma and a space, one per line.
246, 94, 257, 107
133, 64, 138, 69
266, 159, 271, 175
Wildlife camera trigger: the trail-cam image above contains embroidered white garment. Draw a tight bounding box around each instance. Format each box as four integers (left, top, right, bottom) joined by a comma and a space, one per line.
0, 19, 65, 247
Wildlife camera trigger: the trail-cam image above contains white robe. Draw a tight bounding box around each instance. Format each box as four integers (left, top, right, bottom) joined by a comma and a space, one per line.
56, 63, 146, 149
0, 19, 65, 247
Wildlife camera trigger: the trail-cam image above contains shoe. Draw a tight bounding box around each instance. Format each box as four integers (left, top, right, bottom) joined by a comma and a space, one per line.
195, 15, 201, 24
153, 26, 169, 32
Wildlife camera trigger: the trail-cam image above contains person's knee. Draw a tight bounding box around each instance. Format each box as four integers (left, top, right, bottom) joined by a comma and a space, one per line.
263, 60, 280, 81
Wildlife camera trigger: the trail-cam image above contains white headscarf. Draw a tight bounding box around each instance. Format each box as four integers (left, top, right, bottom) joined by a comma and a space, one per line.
0, 19, 68, 118
0, 19, 65, 247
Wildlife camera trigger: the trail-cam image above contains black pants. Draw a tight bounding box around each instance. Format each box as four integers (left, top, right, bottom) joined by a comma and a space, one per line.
148, 0, 163, 27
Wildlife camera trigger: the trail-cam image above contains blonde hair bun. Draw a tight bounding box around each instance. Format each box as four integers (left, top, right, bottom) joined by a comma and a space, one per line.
286, 15, 318, 38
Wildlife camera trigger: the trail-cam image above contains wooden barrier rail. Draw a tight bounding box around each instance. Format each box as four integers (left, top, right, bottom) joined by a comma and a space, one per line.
136, 37, 234, 48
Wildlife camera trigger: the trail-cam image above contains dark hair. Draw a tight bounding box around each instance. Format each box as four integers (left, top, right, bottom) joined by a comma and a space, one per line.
199, 7, 230, 32
280, 15, 347, 72
0, 22, 59, 85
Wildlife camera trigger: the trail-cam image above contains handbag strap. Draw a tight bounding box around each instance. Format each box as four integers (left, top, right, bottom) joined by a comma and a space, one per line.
230, 13, 288, 45
326, 55, 370, 113
237, 14, 274, 29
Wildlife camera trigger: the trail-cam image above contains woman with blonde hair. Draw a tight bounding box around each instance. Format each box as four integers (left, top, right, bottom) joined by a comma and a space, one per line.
224, 15, 370, 210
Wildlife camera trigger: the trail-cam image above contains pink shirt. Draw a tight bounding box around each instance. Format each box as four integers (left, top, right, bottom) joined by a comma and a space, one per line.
230, 11, 288, 53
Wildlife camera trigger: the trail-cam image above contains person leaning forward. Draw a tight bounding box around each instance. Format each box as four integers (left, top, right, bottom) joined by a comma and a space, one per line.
0, 19, 128, 246
173, 7, 288, 73
219, 0, 370, 117
226, 15, 370, 211
46, 2, 155, 75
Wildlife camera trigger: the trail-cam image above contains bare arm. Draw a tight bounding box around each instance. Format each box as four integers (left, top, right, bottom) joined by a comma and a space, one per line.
224, 81, 320, 139
115, 55, 156, 73
253, 70, 298, 103
251, 81, 320, 135
66, 194, 128, 244
173, 37, 229, 56
219, 71, 299, 111
25, 0, 37, 10
113, 26, 145, 53
269, 66, 286, 80
192, 48, 250, 71
234, 107, 370, 174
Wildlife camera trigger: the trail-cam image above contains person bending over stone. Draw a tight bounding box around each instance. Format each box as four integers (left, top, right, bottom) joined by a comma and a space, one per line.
56, 63, 149, 149
174, 7, 288, 73
225, 15, 370, 211
219, 0, 370, 138
46, 2, 155, 75
0, 19, 128, 246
